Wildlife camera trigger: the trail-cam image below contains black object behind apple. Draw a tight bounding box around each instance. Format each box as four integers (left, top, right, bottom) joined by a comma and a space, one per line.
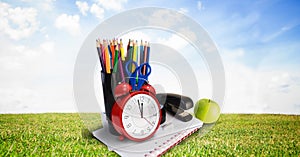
164, 102, 193, 122
156, 93, 194, 110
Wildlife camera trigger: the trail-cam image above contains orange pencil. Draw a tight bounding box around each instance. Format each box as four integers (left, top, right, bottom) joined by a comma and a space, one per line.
104, 40, 111, 73
110, 40, 115, 69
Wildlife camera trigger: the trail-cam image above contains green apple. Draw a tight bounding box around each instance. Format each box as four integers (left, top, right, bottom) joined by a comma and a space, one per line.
194, 99, 220, 123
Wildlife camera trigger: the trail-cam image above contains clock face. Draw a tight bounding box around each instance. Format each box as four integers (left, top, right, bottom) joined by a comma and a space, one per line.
121, 93, 160, 139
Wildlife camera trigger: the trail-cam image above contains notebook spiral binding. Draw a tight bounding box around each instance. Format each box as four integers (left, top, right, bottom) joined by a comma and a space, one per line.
144, 127, 200, 157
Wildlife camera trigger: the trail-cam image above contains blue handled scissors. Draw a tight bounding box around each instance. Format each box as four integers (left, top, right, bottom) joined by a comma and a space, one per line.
125, 60, 151, 91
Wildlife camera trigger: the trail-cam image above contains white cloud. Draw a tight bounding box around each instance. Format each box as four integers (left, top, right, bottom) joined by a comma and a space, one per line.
0, 88, 37, 113
0, 37, 76, 113
95, 0, 127, 11
90, 4, 104, 19
254, 70, 300, 114
202, 11, 260, 47
0, 86, 75, 113
41, 0, 56, 11
87, 0, 127, 19
222, 58, 258, 113
120, 31, 152, 42
19, 0, 55, 11
261, 24, 298, 43
222, 48, 245, 60
221, 48, 300, 114
76, 1, 89, 16
148, 9, 185, 28
197, 1, 204, 10
40, 41, 55, 54
54, 14, 80, 36
179, 8, 188, 14
0, 38, 56, 92
0, 39, 55, 70
0, 2, 39, 40
157, 34, 189, 50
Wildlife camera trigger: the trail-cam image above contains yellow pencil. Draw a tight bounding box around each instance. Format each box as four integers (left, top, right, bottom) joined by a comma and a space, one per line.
132, 40, 138, 72
120, 39, 125, 61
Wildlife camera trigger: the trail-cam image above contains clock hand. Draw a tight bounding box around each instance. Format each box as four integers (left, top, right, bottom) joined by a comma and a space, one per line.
143, 117, 153, 126
137, 100, 142, 118
141, 102, 144, 118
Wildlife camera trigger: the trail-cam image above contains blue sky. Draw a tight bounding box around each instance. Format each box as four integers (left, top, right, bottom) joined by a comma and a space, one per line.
0, 0, 299, 114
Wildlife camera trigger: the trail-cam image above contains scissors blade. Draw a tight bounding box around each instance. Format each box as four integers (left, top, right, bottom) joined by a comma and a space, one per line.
130, 68, 139, 91
137, 78, 145, 90
136, 63, 151, 90
125, 60, 138, 90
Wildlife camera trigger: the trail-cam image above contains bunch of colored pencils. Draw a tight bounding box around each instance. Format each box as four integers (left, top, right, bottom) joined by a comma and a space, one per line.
96, 38, 151, 83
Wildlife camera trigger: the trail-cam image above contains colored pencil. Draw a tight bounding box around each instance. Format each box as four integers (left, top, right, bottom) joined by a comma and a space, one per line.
110, 40, 115, 69
128, 40, 134, 72
132, 40, 138, 71
120, 39, 125, 61
142, 41, 148, 75
139, 40, 144, 66
118, 49, 125, 82
96, 38, 151, 76
146, 42, 150, 64
96, 39, 105, 72
104, 40, 111, 73
113, 44, 119, 73
107, 41, 113, 71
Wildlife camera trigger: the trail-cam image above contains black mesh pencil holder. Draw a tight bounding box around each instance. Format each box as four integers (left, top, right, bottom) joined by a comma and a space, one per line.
101, 71, 120, 136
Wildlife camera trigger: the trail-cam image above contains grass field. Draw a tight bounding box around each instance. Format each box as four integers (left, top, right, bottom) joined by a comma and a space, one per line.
0, 114, 299, 156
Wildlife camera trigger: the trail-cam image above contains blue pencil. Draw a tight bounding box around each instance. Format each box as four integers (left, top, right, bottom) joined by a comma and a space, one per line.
139, 40, 144, 66
107, 42, 113, 70
96, 39, 105, 72
146, 42, 150, 64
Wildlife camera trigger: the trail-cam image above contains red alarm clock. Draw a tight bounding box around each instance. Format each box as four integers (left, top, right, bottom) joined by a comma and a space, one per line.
111, 83, 161, 142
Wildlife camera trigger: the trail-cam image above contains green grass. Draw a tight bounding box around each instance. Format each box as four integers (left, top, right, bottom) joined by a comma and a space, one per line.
1, 114, 299, 156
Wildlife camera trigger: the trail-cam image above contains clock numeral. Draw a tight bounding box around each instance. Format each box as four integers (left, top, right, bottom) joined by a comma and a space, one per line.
124, 115, 129, 119
140, 130, 144, 135
132, 99, 137, 104
126, 123, 132, 128
147, 127, 151, 131
126, 105, 132, 110
151, 121, 155, 125
140, 96, 145, 102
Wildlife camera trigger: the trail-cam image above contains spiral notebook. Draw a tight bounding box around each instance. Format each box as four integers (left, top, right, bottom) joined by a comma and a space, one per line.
93, 113, 203, 156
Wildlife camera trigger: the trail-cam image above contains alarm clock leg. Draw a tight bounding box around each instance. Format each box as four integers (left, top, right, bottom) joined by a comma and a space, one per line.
119, 135, 125, 141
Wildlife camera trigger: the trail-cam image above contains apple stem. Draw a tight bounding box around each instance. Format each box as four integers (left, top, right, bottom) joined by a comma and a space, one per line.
208, 99, 211, 103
